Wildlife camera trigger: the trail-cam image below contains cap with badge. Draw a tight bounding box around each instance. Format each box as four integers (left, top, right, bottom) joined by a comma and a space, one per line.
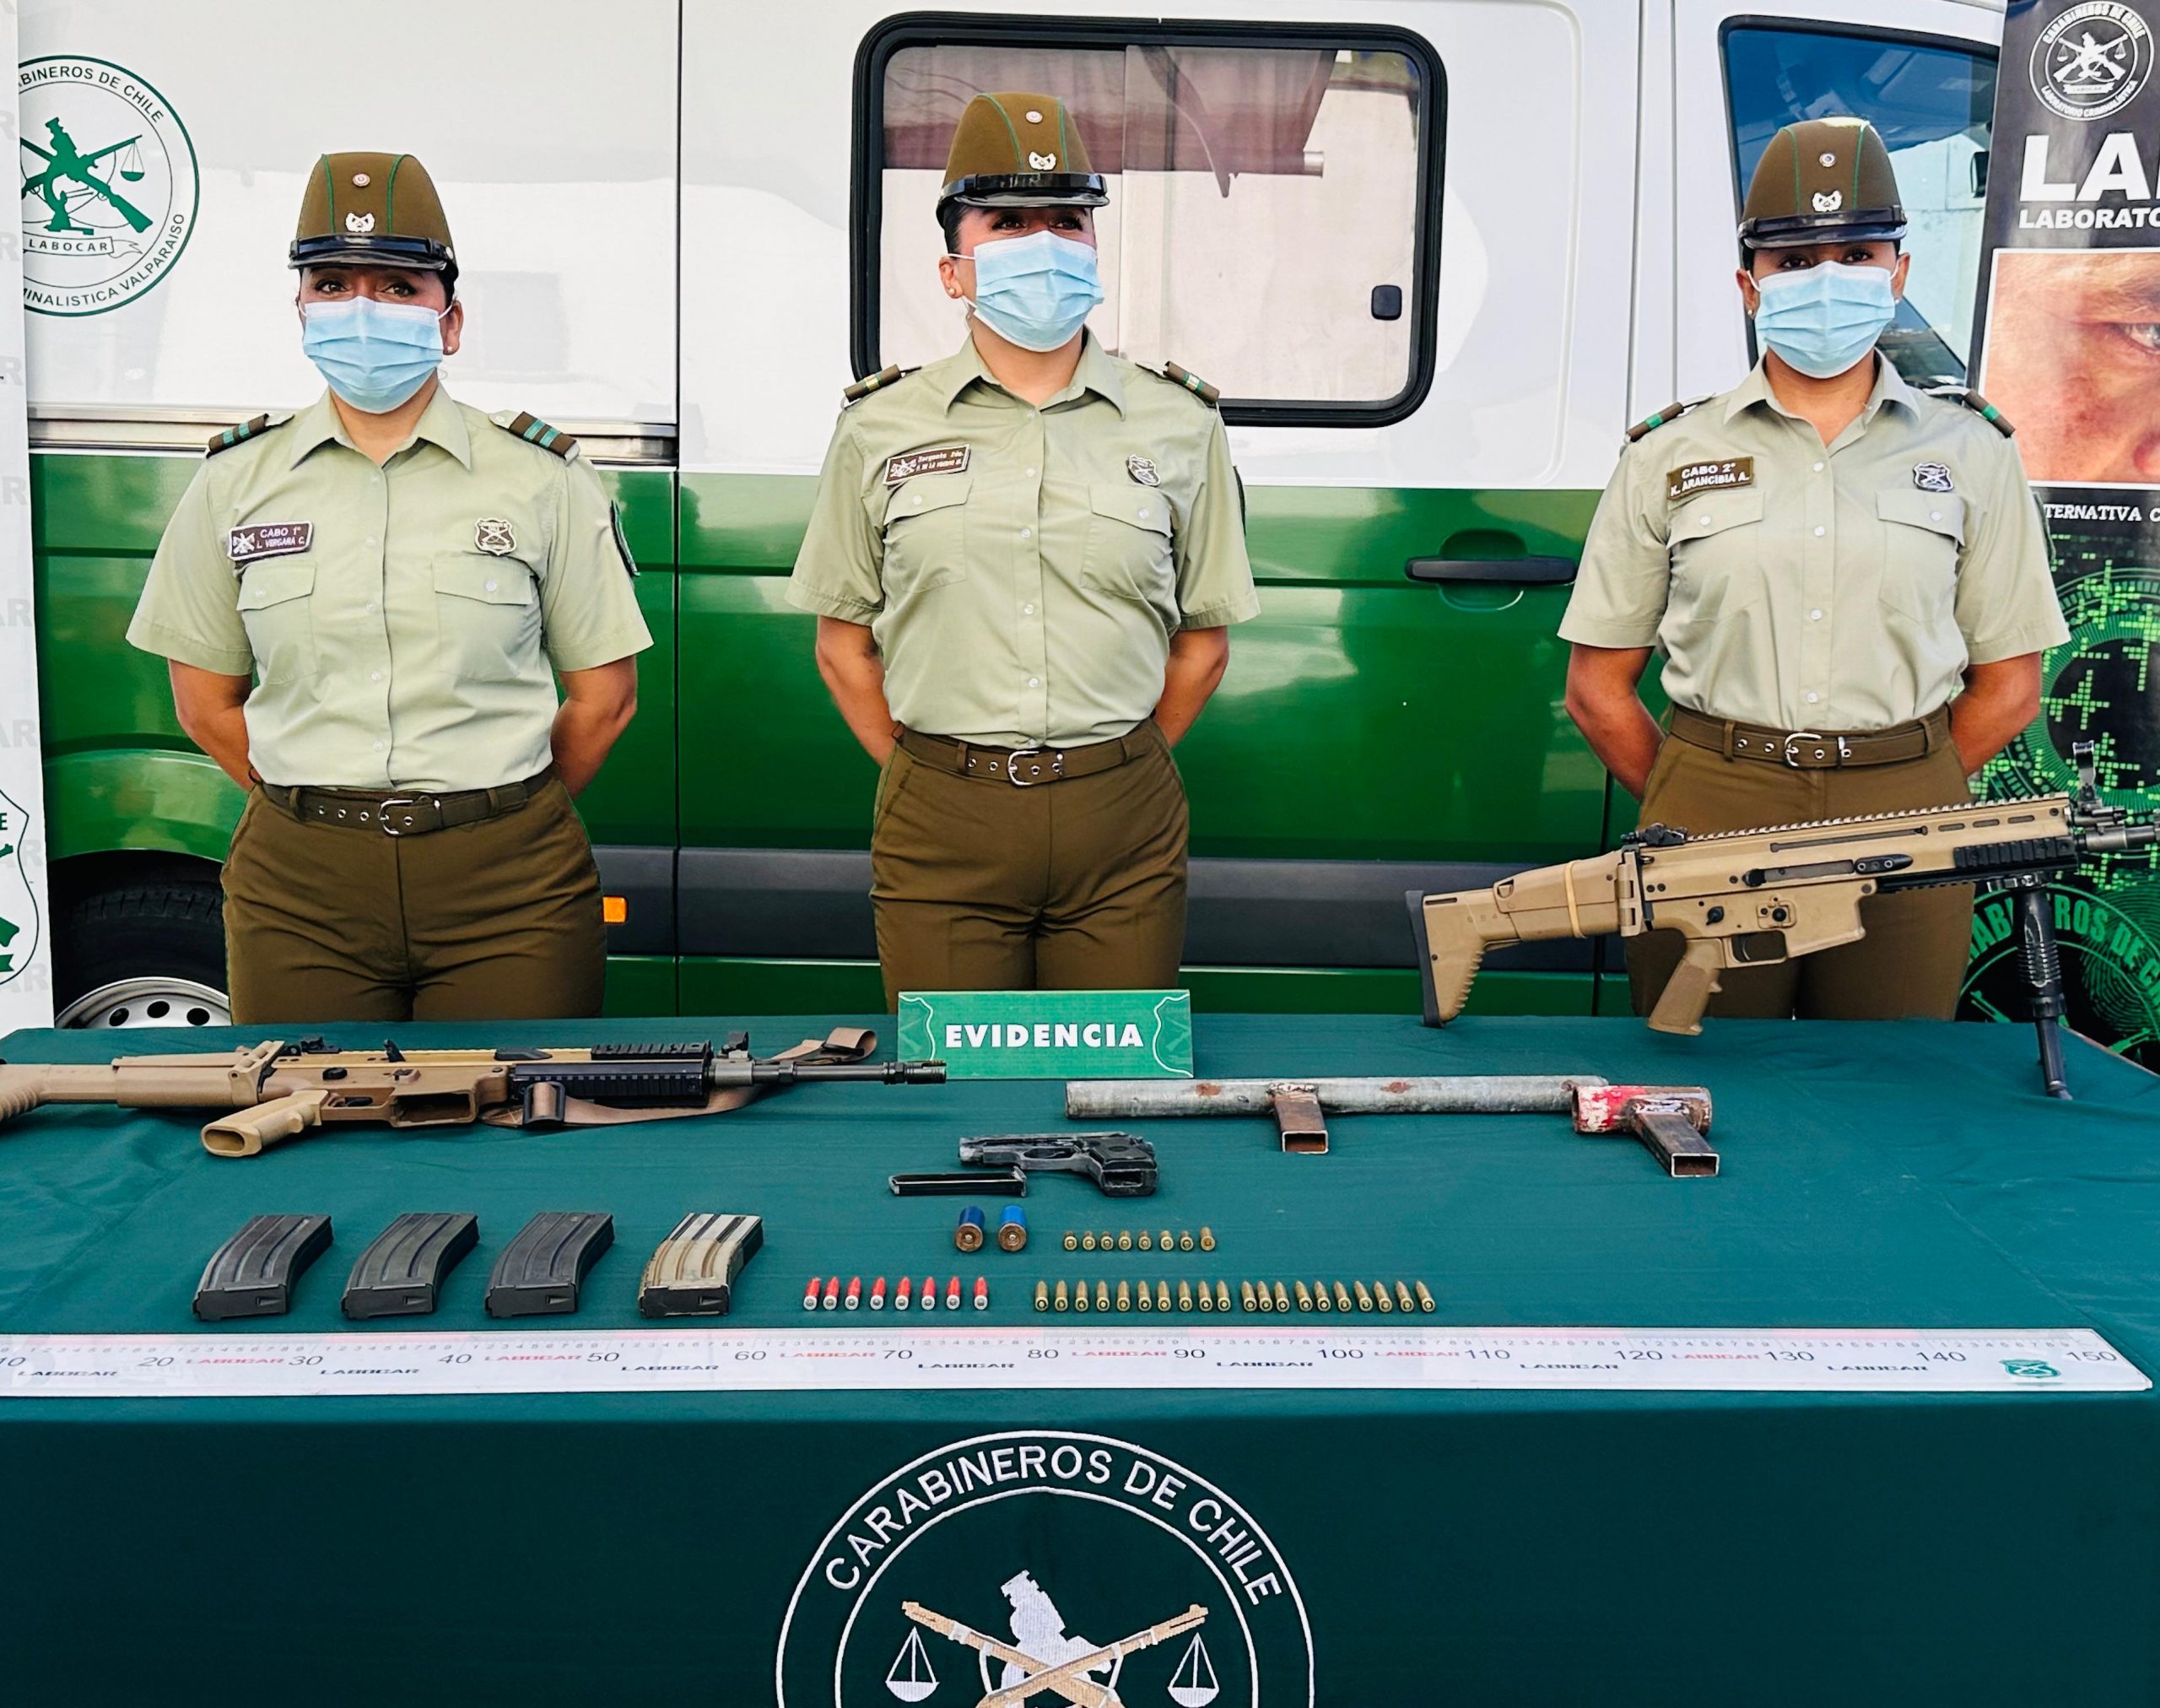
1738, 116, 1907, 251
940, 92, 1107, 212
290, 151, 457, 284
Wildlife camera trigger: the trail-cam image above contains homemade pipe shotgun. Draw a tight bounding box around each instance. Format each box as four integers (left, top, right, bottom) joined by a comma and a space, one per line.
0, 1030, 945, 1156
1066, 1074, 1718, 1176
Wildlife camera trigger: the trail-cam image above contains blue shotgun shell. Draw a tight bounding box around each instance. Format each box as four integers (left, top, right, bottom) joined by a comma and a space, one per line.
996, 1204, 1029, 1252
954, 1204, 986, 1252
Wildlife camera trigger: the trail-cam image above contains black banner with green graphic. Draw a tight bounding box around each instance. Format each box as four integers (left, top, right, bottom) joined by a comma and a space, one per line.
1967, 0, 2160, 1062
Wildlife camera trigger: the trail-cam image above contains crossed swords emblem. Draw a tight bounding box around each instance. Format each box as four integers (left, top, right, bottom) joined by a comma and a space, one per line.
899, 1599, 1208, 1708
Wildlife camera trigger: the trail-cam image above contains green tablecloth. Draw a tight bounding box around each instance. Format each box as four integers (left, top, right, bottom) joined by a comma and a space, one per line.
3, 1013, 2157, 1704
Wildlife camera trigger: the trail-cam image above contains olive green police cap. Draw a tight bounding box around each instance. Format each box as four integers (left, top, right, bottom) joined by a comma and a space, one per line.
289, 151, 456, 276
1738, 116, 1907, 250
939, 92, 1107, 212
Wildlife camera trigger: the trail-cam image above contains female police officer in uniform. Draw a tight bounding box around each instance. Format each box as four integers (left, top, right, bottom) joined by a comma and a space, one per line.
127, 152, 651, 1023
1560, 116, 2068, 1020
789, 93, 1259, 1006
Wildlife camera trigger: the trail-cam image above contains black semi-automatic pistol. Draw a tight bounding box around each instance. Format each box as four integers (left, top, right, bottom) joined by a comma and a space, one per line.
956, 1132, 1158, 1197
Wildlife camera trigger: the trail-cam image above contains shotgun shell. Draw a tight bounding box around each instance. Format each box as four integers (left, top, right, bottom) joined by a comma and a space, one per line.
1312, 1278, 1332, 1314
1293, 1280, 1314, 1312
822, 1276, 840, 1311
1199, 1227, 1217, 1252
1415, 1280, 1436, 1313
920, 1274, 938, 1312
896, 1275, 913, 1311
1054, 1278, 1070, 1312
1094, 1280, 1111, 1312
1179, 1230, 1196, 1251
1215, 1280, 1232, 1311
1115, 1279, 1131, 1312
1034, 1280, 1049, 1313
802, 1277, 821, 1311
997, 1206, 1028, 1252
1157, 1281, 1172, 1312
1159, 1229, 1174, 1252
1179, 1279, 1195, 1313
974, 1277, 989, 1311
1272, 1281, 1290, 1312
1240, 1279, 1259, 1313
946, 1276, 962, 1311
1353, 1280, 1374, 1313
870, 1276, 888, 1311
954, 1206, 986, 1253
1116, 1230, 1132, 1251
845, 1275, 862, 1311
1137, 1230, 1153, 1251
1073, 1279, 1090, 1313
1064, 1232, 1079, 1251
1196, 1278, 1213, 1312
1137, 1278, 1153, 1311
1373, 1280, 1393, 1315
1395, 1281, 1417, 1314
1332, 1281, 1353, 1312
1081, 1231, 1098, 1251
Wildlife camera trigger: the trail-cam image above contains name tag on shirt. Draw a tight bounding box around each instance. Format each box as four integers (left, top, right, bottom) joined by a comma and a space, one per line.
226, 522, 314, 566
883, 445, 969, 486
1666, 458, 1754, 502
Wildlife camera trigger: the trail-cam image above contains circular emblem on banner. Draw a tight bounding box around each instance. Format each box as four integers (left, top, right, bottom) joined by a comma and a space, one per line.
776, 1431, 1315, 1705
16, 56, 198, 316
0, 788, 41, 989
2031, 3, 2154, 122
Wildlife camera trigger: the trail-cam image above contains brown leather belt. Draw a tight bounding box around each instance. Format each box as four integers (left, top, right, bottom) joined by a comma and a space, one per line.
1667, 705, 1949, 770
260, 766, 556, 835
899, 727, 1153, 787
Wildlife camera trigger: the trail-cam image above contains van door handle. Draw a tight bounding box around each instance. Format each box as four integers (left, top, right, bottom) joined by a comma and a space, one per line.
1405, 556, 1577, 586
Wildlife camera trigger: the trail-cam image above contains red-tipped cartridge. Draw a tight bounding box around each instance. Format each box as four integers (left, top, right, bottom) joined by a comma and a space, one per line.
870, 1276, 888, 1311
974, 1275, 990, 1311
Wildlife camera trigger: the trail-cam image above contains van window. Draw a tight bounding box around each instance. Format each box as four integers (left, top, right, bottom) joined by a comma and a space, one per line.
1723, 24, 1997, 385
861, 21, 1440, 422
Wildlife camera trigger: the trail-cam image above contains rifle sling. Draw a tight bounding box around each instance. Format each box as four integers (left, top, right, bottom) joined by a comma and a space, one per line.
477, 1028, 878, 1127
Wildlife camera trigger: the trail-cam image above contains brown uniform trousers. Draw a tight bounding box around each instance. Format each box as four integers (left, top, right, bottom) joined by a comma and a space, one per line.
1627, 711, 1974, 1020
223, 777, 606, 1024
871, 723, 1189, 1008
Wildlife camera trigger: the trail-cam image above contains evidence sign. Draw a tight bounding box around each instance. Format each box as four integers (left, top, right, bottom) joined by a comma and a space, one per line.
897, 989, 1193, 1080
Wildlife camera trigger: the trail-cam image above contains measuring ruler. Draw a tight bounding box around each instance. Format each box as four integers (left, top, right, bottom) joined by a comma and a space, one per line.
0, 1325, 2142, 1399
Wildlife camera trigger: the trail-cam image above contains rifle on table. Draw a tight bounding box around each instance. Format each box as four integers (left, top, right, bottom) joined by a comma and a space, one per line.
1410, 742, 2158, 1097
0, 1030, 945, 1157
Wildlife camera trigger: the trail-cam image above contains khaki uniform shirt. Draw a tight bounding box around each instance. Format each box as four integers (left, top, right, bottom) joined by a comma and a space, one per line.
128, 387, 652, 792
1560, 359, 2068, 731
787, 332, 1261, 749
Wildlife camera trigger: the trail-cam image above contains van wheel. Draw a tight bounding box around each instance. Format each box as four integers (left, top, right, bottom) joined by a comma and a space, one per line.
53, 878, 230, 1030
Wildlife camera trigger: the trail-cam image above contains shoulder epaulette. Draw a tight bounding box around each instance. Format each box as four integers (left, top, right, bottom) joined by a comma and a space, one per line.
495, 411, 579, 457
204, 413, 284, 457
1925, 384, 2015, 437
1624, 397, 1710, 444
843, 365, 918, 405
1156, 361, 1220, 407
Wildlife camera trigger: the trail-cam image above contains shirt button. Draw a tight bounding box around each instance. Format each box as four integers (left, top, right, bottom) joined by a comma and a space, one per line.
370, 669, 383, 683
1696, 513, 1710, 526
1027, 676, 1040, 688
1812, 526, 1826, 538
364, 601, 377, 613
372, 739, 385, 752
366, 535, 378, 547
910, 494, 923, 506
1930, 510, 1943, 522
1813, 461, 1824, 473
1023, 603, 1035, 614
1806, 692, 1820, 704
1025, 467, 1036, 478
484, 579, 498, 592
1021, 527, 1033, 539
1809, 608, 1823, 621
1137, 507, 1150, 520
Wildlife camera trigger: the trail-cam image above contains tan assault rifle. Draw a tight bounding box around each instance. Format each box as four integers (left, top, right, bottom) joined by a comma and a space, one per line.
1411, 742, 2157, 1098
0, 1030, 945, 1156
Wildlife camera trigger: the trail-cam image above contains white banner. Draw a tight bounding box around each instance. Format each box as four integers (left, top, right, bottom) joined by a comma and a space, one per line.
0, 7, 51, 1027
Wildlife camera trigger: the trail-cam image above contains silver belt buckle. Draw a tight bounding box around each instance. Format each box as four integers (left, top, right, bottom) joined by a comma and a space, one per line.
1781, 732, 1850, 768
376, 795, 418, 835
1005, 748, 1061, 787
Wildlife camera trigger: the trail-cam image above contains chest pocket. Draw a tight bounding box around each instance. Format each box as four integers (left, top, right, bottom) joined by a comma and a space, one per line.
235, 559, 317, 685
1875, 489, 1964, 626
1080, 481, 1175, 608
878, 472, 971, 599
432, 552, 541, 683
1666, 486, 1765, 629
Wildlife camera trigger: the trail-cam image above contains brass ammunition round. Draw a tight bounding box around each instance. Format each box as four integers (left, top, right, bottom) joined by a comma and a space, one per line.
1215, 1280, 1232, 1311
1312, 1279, 1332, 1314
1240, 1279, 1260, 1313
1115, 1279, 1131, 1312
1179, 1230, 1196, 1251
1199, 1226, 1216, 1252
1395, 1281, 1416, 1314
1116, 1230, 1133, 1251
1094, 1280, 1111, 1311
1256, 1281, 1274, 1313
1272, 1280, 1291, 1312
1293, 1280, 1314, 1312
1180, 1279, 1196, 1312
1080, 1232, 1097, 1251
1137, 1231, 1153, 1251
1054, 1279, 1069, 1312
1073, 1280, 1090, 1313
1196, 1281, 1213, 1312
1333, 1281, 1353, 1312
1159, 1229, 1174, 1251
1414, 1280, 1436, 1313
1137, 1279, 1153, 1311
1099, 1230, 1115, 1251
1353, 1280, 1374, 1313
1157, 1280, 1172, 1311
1034, 1280, 1050, 1313
1374, 1280, 1395, 1314
1063, 1232, 1078, 1251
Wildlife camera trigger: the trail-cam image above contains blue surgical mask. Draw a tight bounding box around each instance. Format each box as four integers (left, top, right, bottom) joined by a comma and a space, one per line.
301, 295, 449, 413
1750, 260, 1897, 379
960, 230, 1104, 352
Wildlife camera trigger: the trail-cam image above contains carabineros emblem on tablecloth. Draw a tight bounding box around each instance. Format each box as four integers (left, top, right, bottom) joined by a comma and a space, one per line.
0, 787, 42, 988
1966, 551, 2160, 1065
776, 1430, 1315, 1705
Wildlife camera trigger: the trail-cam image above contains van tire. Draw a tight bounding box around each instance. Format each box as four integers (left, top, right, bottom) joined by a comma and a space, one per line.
52, 876, 230, 1030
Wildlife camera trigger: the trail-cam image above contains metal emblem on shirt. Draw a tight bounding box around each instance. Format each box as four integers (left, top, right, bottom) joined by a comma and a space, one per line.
1127, 454, 1161, 487
1666, 457, 1755, 501
224, 522, 314, 566
1912, 461, 1955, 494
474, 517, 517, 555
883, 445, 970, 486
